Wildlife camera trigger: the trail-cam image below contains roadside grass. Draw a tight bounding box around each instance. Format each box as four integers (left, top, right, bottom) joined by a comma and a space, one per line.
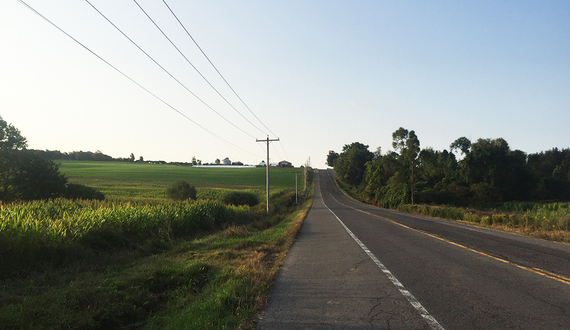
0, 163, 314, 329
147, 198, 311, 330
334, 178, 570, 244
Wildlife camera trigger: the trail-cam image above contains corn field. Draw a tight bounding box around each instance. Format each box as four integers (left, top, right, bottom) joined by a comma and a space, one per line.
0, 199, 252, 277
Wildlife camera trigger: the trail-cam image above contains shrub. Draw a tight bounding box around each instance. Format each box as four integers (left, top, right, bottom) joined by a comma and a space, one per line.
463, 212, 481, 223
63, 183, 105, 200
222, 191, 259, 207
167, 181, 196, 201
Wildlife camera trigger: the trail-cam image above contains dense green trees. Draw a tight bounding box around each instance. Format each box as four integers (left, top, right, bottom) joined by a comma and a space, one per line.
0, 115, 104, 202
0, 116, 27, 152
332, 142, 374, 187
527, 148, 570, 200
331, 127, 570, 208
392, 128, 420, 204
0, 150, 68, 201
362, 151, 408, 208
459, 138, 533, 205
326, 150, 339, 167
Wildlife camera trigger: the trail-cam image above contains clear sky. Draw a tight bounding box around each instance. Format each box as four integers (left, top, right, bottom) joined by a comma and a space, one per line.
1, 1, 569, 168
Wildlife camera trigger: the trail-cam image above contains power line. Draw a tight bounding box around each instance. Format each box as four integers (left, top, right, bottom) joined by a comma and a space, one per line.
277, 141, 290, 161
162, 0, 279, 139
85, 0, 257, 139
271, 142, 283, 161
163, 1, 296, 163
132, 0, 267, 137
18, 0, 262, 160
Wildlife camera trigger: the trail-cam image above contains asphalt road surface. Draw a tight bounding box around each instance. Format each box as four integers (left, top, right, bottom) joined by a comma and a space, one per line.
257, 170, 570, 329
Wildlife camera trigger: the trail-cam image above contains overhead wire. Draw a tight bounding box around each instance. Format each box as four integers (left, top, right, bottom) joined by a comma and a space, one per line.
161, 0, 279, 139
163, 0, 294, 163
84, 0, 258, 140
18, 0, 262, 160
132, 0, 267, 137
277, 141, 290, 161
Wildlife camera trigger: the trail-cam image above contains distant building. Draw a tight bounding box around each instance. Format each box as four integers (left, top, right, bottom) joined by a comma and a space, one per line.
278, 160, 293, 167
258, 160, 267, 167
222, 157, 231, 165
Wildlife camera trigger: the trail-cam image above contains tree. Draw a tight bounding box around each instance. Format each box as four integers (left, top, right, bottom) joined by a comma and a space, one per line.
450, 137, 471, 156
0, 150, 68, 201
326, 150, 339, 167
392, 127, 420, 204
334, 142, 374, 187
416, 148, 459, 205
0, 116, 28, 152
0, 116, 105, 202
129, 153, 135, 162
362, 151, 407, 207
373, 147, 382, 160
139, 156, 144, 163
459, 138, 533, 205
527, 148, 570, 200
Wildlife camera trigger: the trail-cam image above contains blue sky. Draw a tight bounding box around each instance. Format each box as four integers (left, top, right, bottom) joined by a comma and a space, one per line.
1, 1, 569, 168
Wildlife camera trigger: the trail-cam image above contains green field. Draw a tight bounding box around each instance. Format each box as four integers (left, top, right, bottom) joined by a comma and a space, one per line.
1, 160, 314, 329
58, 161, 305, 200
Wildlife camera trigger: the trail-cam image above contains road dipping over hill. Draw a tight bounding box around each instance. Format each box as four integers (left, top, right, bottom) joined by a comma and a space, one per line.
256, 171, 431, 329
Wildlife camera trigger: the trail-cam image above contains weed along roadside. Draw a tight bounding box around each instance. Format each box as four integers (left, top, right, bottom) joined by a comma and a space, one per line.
335, 176, 570, 244
0, 164, 315, 329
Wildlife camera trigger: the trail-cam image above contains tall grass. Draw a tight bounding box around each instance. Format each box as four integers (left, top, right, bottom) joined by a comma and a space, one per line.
397, 202, 570, 232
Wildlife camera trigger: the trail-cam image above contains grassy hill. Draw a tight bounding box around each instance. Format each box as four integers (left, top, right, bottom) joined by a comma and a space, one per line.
58, 160, 304, 200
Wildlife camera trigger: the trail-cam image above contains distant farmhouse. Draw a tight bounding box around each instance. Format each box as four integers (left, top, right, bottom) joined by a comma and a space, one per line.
278, 160, 293, 167
258, 160, 293, 167
194, 157, 251, 168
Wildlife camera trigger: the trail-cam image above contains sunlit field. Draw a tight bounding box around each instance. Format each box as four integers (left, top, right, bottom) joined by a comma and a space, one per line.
58, 160, 305, 200
0, 160, 314, 329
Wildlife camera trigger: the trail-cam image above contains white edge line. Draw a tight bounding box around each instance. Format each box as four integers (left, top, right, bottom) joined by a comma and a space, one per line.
318, 181, 446, 330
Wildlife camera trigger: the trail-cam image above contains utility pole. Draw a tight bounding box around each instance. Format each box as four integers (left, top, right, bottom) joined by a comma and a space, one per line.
256, 136, 279, 213
304, 157, 310, 191
295, 171, 298, 204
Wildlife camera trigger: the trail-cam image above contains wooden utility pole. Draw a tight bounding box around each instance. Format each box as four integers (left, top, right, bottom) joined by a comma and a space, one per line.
295, 172, 298, 204
256, 136, 279, 213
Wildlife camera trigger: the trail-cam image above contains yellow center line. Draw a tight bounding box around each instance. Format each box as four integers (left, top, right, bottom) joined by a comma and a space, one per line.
327, 192, 570, 287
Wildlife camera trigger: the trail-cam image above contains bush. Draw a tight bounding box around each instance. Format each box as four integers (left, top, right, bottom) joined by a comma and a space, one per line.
167, 181, 196, 201
63, 183, 105, 200
0, 150, 68, 202
222, 191, 259, 207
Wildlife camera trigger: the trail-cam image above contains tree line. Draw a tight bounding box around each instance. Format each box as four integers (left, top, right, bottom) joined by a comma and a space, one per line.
0, 116, 104, 202
328, 127, 570, 208
32, 149, 143, 162
32, 149, 193, 166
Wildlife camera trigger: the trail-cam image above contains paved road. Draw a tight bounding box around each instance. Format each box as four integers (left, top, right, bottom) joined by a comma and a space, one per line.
257, 170, 570, 329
